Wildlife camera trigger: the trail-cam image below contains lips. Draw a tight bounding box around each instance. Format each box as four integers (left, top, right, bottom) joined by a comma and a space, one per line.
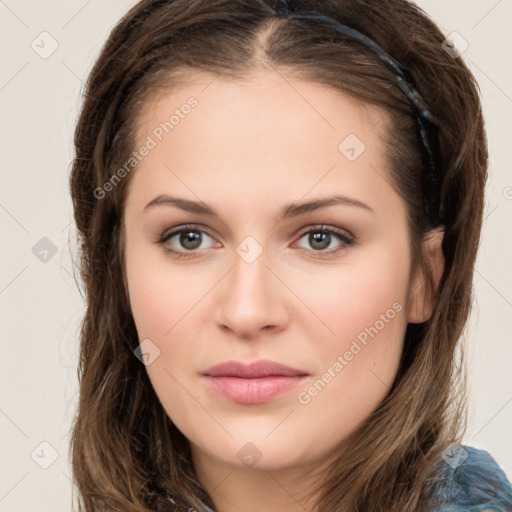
203, 359, 309, 378
202, 360, 309, 404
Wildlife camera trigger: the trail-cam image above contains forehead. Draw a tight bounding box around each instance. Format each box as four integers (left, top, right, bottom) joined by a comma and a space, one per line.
125, 69, 401, 220
134, 69, 387, 146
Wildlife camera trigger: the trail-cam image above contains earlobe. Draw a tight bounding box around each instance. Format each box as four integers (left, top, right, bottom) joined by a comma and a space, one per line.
407, 228, 445, 323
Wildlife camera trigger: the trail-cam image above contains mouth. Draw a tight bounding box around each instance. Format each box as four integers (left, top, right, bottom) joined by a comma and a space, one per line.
202, 359, 309, 404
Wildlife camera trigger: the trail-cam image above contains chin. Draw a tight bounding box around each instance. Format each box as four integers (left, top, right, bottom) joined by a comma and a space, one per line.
201, 434, 313, 471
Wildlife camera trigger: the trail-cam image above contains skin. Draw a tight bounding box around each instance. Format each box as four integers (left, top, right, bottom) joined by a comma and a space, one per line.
122, 69, 444, 512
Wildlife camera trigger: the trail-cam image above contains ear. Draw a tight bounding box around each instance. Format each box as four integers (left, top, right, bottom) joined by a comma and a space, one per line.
407, 227, 445, 323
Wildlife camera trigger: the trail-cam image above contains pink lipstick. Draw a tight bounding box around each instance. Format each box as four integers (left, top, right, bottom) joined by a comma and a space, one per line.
202, 359, 309, 404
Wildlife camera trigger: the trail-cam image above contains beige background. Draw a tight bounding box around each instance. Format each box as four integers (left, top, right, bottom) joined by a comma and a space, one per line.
0, 1, 511, 510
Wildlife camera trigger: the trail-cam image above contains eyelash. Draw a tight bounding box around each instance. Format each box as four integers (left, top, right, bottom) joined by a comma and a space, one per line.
157, 224, 355, 260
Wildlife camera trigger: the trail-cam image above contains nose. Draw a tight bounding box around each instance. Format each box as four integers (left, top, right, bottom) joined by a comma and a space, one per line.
215, 245, 289, 339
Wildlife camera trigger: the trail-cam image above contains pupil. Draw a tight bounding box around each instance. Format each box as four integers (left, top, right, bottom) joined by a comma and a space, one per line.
181, 230, 201, 249
310, 232, 329, 250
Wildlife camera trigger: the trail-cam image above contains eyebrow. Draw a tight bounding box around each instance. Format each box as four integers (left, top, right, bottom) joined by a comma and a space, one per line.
144, 194, 375, 220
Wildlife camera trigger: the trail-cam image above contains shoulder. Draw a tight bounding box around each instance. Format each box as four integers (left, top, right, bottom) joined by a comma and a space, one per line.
428, 444, 512, 512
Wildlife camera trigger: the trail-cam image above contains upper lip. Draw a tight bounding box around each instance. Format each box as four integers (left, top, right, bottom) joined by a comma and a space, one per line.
203, 359, 309, 378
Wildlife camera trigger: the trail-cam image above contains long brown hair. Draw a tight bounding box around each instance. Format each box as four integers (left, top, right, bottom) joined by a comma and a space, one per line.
68, 0, 487, 510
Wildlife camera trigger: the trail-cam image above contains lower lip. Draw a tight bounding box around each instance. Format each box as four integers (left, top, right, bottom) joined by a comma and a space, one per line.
203, 375, 308, 404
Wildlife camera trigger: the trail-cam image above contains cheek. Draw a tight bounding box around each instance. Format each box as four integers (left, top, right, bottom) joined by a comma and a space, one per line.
300, 243, 408, 347
127, 271, 182, 338
125, 243, 219, 403
125, 238, 205, 339
294, 247, 409, 443
124, 246, 209, 430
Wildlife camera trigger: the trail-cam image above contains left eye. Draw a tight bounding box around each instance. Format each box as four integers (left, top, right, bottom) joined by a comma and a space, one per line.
294, 226, 354, 254
157, 224, 354, 258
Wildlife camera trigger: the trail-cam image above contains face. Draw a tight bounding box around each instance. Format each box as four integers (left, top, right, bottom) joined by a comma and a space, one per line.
122, 69, 423, 474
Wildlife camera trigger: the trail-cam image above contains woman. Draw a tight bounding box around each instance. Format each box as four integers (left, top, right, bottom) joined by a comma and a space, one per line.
68, 0, 512, 510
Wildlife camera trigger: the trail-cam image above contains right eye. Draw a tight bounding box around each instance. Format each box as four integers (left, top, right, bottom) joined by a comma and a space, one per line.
157, 224, 219, 259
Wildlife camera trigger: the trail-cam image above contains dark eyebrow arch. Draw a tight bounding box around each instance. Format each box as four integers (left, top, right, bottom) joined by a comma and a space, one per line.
143, 194, 375, 219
